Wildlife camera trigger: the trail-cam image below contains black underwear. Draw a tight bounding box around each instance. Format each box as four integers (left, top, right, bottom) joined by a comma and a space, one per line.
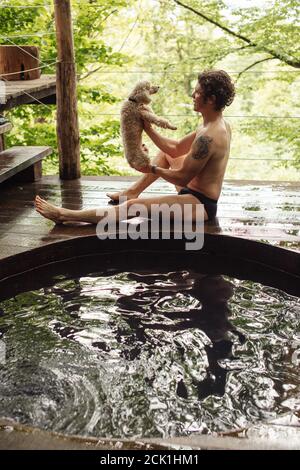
178, 187, 218, 220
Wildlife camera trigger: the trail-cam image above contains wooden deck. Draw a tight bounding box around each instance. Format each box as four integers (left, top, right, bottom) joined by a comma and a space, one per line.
0, 75, 56, 112
0, 176, 299, 263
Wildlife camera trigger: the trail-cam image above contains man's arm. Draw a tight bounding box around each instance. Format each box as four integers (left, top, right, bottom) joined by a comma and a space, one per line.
176, 130, 197, 156
144, 121, 196, 158
149, 134, 214, 186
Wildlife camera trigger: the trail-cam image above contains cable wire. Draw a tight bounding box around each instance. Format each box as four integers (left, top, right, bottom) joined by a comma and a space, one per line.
2, 37, 54, 69
88, 69, 300, 74
0, 60, 58, 77
0, 31, 56, 39
0, 4, 50, 8
87, 113, 300, 119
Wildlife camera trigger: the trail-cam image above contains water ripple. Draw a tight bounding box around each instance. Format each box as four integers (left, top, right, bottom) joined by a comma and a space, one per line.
0, 270, 299, 438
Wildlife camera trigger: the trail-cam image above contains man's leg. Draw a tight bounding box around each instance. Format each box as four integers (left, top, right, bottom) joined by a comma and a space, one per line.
35, 195, 126, 224
35, 191, 207, 224
164, 153, 186, 193
125, 193, 207, 221
106, 150, 170, 202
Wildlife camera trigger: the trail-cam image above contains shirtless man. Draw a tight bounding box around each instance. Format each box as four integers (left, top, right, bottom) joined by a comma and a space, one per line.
35, 70, 235, 224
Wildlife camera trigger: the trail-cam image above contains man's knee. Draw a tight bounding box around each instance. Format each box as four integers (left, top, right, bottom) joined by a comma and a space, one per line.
124, 198, 144, 213
153, 150, 170, 168
156, 149, 166, 157
126, 198, 139, 207
168, 154, 186, 169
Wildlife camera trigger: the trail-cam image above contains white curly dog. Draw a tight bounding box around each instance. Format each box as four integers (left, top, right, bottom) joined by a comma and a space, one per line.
120, 80, 177, 169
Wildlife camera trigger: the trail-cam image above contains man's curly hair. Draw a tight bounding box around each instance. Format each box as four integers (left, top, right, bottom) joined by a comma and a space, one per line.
198, 70, 235, 111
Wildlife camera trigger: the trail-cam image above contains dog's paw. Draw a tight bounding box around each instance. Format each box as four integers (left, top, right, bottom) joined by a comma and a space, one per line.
164, 123, 177, 130
161, 122, 170, 129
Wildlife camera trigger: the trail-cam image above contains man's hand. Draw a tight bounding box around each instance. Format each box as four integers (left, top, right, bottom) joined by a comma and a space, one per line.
143, 119, 152, 132
134, 164, 152, 174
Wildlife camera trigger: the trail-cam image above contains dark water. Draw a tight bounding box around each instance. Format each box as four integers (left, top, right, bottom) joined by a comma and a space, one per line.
0, 269, 299, 438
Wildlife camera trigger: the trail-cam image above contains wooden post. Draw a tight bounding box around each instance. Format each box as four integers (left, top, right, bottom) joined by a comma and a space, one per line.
54, 0, 80, 179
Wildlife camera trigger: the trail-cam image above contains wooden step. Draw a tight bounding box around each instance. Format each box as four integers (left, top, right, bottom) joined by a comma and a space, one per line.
0, 146, 52, 184
0, 122, 12, 135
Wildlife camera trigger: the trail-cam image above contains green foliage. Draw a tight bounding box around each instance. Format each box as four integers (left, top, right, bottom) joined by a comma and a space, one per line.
5, 106, 58, 174
79, 120, 122, 175
1, 0, 132, 176
1, 0, 299, 179
136, 0, 300, 174
6, 107, 123, 176
77, 85, 120, 104
231, 0, 300, 61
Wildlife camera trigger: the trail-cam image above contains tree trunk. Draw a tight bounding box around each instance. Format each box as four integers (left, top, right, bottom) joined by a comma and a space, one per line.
0, 45, 40, 81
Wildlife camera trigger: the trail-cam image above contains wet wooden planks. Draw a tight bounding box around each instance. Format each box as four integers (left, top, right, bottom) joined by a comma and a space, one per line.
0, 175, 299, 261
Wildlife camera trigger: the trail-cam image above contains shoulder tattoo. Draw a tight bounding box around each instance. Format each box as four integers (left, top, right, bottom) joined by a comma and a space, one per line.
191, 135, 213, 160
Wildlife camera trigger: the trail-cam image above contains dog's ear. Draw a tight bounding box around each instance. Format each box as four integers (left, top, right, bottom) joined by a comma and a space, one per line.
129, 81, 152, 103
128, 89, 138, 101
130, 90, 151, 104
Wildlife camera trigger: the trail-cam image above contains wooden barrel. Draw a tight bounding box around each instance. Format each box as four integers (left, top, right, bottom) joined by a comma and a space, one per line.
0, 45, 41, 81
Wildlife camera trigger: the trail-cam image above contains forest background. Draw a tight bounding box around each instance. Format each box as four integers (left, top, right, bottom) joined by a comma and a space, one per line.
1, 0, 299, 181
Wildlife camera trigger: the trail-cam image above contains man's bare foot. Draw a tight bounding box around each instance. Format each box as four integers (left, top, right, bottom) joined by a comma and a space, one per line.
106, 188, 139, 204
35, 195, 63, 223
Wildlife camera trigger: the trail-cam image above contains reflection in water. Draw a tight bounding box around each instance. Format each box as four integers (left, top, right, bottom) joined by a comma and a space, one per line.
114, 272, 245, 401
0, 270, 299, 438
